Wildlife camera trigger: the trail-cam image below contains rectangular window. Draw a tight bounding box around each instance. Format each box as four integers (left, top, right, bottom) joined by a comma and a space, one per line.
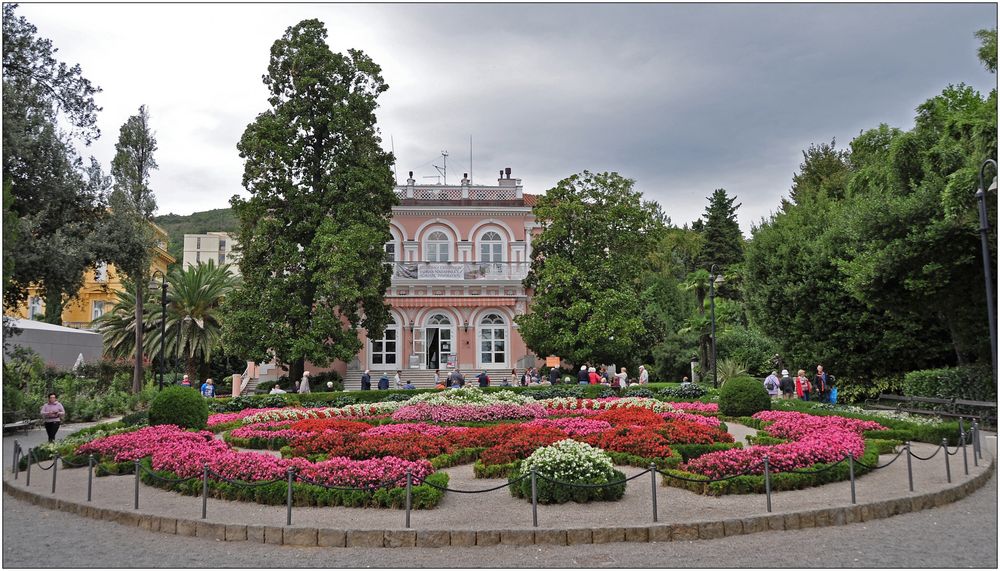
219, 253, 226, 264
196, 252, 201, 263
219, 239, 227, 251
196, 237, 201, 249
92, 300, 106, 320
385, 243, 396, 262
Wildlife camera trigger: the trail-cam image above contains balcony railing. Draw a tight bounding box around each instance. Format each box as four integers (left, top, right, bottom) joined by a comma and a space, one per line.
387, 261, 528, 281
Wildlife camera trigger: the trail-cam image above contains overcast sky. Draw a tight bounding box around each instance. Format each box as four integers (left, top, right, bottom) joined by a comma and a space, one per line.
17, 3, 997, 233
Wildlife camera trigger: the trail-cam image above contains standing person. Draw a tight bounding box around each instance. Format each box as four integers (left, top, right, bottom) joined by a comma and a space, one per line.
615, 367, 628, 388
588, 367, 600, 385
446, 369, 455, 388
520, 369, 529, 387
549, 366, 560, 385
794, 369, 811, 401
454, 369, 465, 388
377, 373, 390, 390
201, 378, 216, 398
360, 370, 371, 391
511, 368, 518, 386
477, 370, 490, 387
779, 369, 794, 400
578, 365, 589, 385
180, 375, 192, 388
433, 369, 441, 388
638, 365, 649, 385
813, 365, 829, 403
40, 393, 65, 443
764, 371, 780, 398
393, 370, 402, 390
299, 371, 311, 394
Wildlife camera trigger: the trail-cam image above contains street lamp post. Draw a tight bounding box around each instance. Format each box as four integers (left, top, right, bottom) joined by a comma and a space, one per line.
976, 159, 997, 381
151, 270, 167, 391
709, 264, 718, 389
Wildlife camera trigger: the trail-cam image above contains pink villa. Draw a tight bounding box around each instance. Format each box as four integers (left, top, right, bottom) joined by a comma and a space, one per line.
243, 168, 543, 391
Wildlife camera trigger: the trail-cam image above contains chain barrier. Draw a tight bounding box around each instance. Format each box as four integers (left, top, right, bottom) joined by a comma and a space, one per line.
293, 472, 407, 492
655, 462, 764, 483
534, 468, 650, 489
136, 462, 202, 485
854, 448, 906, 471
907, 444, 943, 461
786, 457, 849, 474
412, 471, 530, 493
203, 467, 285, 488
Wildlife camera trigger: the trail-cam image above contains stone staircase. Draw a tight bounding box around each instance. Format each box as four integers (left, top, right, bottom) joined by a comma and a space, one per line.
343, 369, 519, 391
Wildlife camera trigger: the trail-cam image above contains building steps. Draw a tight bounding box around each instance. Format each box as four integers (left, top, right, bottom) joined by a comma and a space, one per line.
343, 369, 521, 391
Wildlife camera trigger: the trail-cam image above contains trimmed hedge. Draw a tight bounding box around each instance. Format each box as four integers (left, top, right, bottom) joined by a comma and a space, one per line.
430, 448, 485, 470
904, 365, 996, 404
670, 442, 744, 462
509, 460, 627, 504
474, 459, 517, 479
149, 386, 209, 430
661, 440, 882, 496
719, 376, 771, 417
137, 457, 447, 509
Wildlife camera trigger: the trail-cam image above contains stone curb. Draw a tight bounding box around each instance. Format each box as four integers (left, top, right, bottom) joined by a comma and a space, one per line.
3, 457, 994, 548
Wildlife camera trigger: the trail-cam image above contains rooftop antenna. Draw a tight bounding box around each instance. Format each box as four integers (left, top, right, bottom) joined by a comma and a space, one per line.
433, 150, 448, 185
469, 136, 473, 184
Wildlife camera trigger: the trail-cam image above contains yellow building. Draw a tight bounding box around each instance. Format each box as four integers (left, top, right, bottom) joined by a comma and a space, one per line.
13, 223, 175, 330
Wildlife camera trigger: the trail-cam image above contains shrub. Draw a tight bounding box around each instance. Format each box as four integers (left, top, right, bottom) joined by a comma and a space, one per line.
510, 439, 626, 504
719, 376, 771, 417
657, 384, 708, 400
904, 365, 996, 404
148, 386, 209, 430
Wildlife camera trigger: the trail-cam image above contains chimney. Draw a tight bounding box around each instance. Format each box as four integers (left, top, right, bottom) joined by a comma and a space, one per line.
461, 172, 470, 186
405, 170, 415, 199
505, 167, 512, 179
499, 167, 517, 188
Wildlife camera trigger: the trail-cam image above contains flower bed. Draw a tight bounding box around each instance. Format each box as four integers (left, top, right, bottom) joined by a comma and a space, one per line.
509, 440, 627, 504
390, 402, 548, 423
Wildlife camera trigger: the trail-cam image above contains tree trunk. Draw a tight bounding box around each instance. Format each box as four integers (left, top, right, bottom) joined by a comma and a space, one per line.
133, 286, 144, 393
939, 311, 967, 366
288, 358, 304, 391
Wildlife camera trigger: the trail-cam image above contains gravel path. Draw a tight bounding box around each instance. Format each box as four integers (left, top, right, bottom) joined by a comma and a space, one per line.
2, 474, 995, 568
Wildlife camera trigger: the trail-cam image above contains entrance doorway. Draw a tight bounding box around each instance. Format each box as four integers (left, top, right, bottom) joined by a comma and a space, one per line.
425, 314, 453, 369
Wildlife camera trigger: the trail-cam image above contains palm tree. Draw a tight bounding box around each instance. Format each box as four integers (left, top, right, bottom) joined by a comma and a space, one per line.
95, 261, 239, 379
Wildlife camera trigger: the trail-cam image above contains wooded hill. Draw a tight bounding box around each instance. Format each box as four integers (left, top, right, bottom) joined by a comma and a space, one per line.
154, 208, 238, 265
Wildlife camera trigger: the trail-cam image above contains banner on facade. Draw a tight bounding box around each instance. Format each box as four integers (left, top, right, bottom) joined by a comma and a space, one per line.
418, 264, 465, 280
545, 356, 561, 368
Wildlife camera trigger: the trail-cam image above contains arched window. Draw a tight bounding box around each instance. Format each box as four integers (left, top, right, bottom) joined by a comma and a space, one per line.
370, 315, 399, 368
428, 314, 452, 325
384, 241, 396, 262
479, 231, 504, 264
425, 230, 451, 262
479, 313, 506, 366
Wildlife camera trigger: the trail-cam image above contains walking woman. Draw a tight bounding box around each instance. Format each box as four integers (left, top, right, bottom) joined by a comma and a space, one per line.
40, 393, 65, 443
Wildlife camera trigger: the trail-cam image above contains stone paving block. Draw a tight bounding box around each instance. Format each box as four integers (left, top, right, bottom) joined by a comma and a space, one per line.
894, 499, 912, 515
742, 517, 766, 534
873, 501, 891, 519
624, 527, 649, 542
450, 530, 476, 547
859, 505, 873, 522
766, 515, 785, 531
284, 528, 318, 547
415, 530, 449, 548
176, 520, 197, 537
476, 530, 500, 546
933, 493, 949, 507
318, 529, 346, 548
264, 526, 284, 545
247, 525, 265, 543
592, 527, 625, 544
698, 521, 724, 540
673, 524, 699, 541
565, 529, 591, 545
798, 511, 816, 528
814, 510, 831, 527
648, 526, 671, 542
384, 530, 416, 548
225, 525, 247, 541
534, 529, 566, 545
159, 517, 177, 535
138, 516, 159, 532
783, 513, 801, 530
723, 519, 742, 537
500, 530, 534, 546
347, 530, 384, 548
197, 522, 226, 541
831, 509, 847, 526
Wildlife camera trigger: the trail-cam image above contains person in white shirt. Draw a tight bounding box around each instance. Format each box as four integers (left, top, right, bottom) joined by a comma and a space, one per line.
269, 385, 286, 394
638, 365, 649, 384
394, 370, 402, 390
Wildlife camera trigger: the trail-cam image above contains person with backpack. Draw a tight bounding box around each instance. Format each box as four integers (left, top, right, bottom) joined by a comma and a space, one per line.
477, 370, 490, 388
794, 369, 811, 401
778, 369, 794, 400
763, 371, 780, 398
813, 365, 830, 403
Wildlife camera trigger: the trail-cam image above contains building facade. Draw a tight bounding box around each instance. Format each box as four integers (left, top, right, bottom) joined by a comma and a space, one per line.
183, 232, 240, 275
248, 169, 543, 389
12, 223, 175, 330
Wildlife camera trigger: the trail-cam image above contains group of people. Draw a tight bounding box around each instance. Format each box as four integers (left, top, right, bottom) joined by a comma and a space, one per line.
763, 365, 836, 403
179, 374, 217, 398
269, 371, 325, 394
575, 364, 649, 388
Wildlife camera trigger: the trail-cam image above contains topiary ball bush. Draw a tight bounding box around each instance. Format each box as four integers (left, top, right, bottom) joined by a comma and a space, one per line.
148, 386, 209, 430
719, 376, 771, 417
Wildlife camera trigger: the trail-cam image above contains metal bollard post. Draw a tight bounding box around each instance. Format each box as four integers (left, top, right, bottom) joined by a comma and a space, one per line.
649, 464, 658, 523
961, 429, 969, 476
286, 468, 294, 526
202, 464, 209, 519
26, 449, 32, 486
530, 469, 538, 528
942, 438, 951, 484
13, 443, 19, 480
973, 421, 982, 461
906, 442, 914, 492
51, 454, 59, 494
87, 455, 94, 502
848, 453, 856, 505
763, 456, 772, 513
134, 460, 140, 510
405, 469, 412, 529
